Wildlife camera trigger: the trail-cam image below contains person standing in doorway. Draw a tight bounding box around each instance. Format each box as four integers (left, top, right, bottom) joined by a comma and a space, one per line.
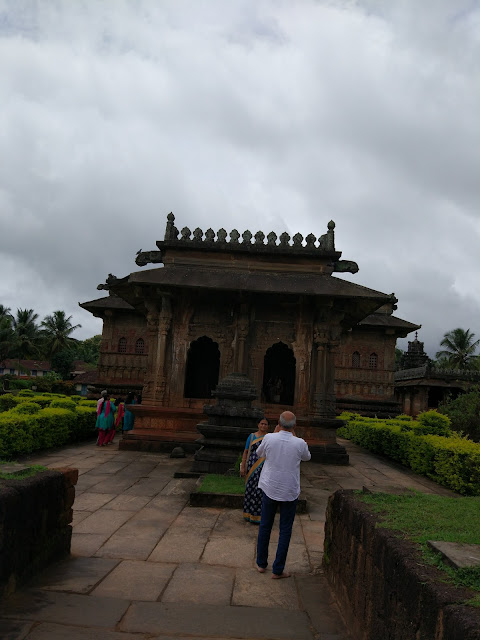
255, 411, 311, 579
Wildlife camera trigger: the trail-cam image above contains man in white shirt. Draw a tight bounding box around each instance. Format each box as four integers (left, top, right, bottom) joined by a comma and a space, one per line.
255, 411, 311, 579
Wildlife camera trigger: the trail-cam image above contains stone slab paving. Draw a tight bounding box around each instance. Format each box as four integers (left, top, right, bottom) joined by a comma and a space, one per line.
0, 437, 457, 639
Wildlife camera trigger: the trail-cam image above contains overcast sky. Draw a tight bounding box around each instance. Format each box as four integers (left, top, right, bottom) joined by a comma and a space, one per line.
1, 0, 479, 357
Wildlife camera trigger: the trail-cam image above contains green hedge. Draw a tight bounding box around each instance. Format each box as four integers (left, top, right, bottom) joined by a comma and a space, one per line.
12, 402, 42, 415
78, 399, 97, 408
0, 393, 65, 412
49, 398, 76, 411
337, 411, 480, 495
0, 402, 97, 459
0, 394, 22, 412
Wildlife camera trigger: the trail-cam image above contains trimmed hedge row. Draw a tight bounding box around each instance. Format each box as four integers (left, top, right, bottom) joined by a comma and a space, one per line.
337, 411, 480, 496
0, 394, 97, 458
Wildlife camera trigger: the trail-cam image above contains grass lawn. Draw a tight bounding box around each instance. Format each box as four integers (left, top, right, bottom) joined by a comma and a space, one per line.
197, 474, 245, 495
0, 464, 47, 481
358, 491, 480, 604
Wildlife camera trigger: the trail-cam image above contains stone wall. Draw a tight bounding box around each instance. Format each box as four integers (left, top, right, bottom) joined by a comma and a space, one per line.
0, 468, 78, 598
324, 490, 480, 640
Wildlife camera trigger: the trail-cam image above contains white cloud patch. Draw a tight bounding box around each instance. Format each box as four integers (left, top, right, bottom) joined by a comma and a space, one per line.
0, 0, 479, 357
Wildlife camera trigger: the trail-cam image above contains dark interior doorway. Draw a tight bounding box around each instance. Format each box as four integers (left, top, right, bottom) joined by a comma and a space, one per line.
262, 342, 296, 405
428, 386, 462, 408
184, 336, 220, 399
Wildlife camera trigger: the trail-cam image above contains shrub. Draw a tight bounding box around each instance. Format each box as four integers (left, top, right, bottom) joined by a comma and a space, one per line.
32, 378, 52, 392
439, 390, 480, 442
71, 395, 82, 402
33, 408, 71, 449
78, 399, 97, 408
13, 402, 41, 414
0, 393, 21, 412
0, 391, 98, 457
18, 389, 34, 397
71, 406, 97, 441
7, 379, 31, 390
51, 381, 75, 395
0, 404, 97, 458
0, 413, 35, 457
29, 395, 54, 409
339, 413, 480, 495
414, 410, 452, 437
396, 414, 413, 422
49, 398, 76, 411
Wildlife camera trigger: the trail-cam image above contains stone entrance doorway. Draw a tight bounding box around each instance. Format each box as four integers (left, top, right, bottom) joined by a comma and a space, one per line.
262, 342, 296, 405
184, 336, 220, 399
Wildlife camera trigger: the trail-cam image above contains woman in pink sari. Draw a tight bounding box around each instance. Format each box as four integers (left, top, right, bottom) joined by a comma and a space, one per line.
95, 394, 116, 446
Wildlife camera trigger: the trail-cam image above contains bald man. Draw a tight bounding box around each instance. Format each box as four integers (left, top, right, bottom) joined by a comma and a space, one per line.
255, 411, 311, 579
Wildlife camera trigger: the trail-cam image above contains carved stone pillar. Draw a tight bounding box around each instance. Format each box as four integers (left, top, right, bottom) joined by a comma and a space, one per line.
234, 304, 249, 373
155, 297, 173, 404
293, 345, 309, 411
141, 303, 160, 406
312, 324, 333, 419
139, 296, 173, 408
305, 307, 349, 464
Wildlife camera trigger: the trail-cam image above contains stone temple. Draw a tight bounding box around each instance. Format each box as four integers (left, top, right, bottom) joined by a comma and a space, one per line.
80, 213, 419, 462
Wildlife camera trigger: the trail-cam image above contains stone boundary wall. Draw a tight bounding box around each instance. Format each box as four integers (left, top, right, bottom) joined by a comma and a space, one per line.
0, 468, 78, 599
323, 490, 480, 640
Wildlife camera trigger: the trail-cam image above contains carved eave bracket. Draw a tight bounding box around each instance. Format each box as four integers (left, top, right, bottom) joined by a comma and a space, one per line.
332, 260, 359, 274
97, 273, 119, 291
135, 250, 163, 267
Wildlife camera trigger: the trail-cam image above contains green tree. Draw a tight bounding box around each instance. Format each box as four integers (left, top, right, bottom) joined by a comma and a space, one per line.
0, 304, 13, 321
435, 328, 480, 370
0, 315, 14, 363
75, 334, 101, 365
395, 347, 404, 369
438, 387, 480, 442
51, 349, 75, 379
40, 310, 81, 357
11, 308, 41, 359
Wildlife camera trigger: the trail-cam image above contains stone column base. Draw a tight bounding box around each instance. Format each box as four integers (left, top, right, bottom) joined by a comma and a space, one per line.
309, 442, 349, 465
300, 417, 349, 465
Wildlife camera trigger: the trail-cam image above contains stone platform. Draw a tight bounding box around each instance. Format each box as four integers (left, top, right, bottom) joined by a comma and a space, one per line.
0, 437, 454, 639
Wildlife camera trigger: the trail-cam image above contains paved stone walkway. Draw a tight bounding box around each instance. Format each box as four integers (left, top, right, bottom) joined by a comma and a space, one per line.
0, 438, 454, 640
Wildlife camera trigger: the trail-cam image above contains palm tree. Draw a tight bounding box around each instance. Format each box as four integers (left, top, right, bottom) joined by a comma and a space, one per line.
0, 304, 12, 321
40, 310, 81, 357
0, 315, 14, 363
11, 308, 41, 359
435, 328, 480, 370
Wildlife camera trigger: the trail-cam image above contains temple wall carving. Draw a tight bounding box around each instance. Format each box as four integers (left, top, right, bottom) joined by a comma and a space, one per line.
95, 297, 403, 413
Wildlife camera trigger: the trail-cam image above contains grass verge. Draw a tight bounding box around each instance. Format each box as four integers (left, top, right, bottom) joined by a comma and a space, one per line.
358, 491, 480, 604
197, 474, 245, 495
0, 464, 48, 481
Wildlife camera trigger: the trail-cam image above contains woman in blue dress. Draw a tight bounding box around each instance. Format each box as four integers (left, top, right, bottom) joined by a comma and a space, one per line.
240, 418, 269, 524
122, 391, 136, 433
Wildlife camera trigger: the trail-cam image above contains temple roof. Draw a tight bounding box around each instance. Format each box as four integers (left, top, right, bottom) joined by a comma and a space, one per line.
82, 213, 423, 333
359, 314, 421, 331
126, 265, 391, 301
79, 295, 135, 313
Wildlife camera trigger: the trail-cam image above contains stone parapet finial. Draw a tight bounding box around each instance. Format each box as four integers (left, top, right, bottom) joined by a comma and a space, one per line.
160, 213, 338, 253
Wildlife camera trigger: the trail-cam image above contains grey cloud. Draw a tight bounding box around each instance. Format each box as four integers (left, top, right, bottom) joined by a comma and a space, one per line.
0, 0, 479, 352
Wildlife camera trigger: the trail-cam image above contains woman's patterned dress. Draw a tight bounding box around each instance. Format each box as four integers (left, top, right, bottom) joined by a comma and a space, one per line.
243, 434, 265, 524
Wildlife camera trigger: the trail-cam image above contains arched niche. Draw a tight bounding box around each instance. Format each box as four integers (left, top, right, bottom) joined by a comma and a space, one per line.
262, 342, 296, 405
184, 336, 220, 399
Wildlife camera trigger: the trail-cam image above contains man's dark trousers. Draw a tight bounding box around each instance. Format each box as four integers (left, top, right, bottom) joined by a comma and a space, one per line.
256, 492, 297, 575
